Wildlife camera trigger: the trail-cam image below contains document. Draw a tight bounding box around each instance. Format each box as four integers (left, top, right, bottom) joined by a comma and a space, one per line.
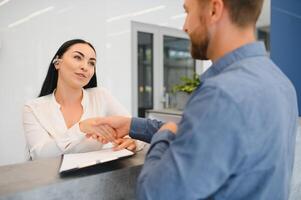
59, 148, 134, 173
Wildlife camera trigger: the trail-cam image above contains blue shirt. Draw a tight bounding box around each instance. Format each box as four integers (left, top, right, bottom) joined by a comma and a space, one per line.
130, 42, 299, 200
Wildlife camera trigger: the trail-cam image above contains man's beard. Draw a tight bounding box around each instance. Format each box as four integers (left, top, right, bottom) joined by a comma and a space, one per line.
189, 15, 210, 60
190, 30, 210, 60
190, 38, 209, 60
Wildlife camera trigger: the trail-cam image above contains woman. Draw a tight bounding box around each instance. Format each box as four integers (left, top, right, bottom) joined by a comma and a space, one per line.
23, 39, 141, 160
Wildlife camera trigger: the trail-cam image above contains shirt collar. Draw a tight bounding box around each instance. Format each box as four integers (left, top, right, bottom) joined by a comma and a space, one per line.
51, 88, 88, 110
200, 41, 267, 81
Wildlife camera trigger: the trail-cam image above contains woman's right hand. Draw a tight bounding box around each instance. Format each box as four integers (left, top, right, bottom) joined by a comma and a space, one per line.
79, 118, 117, 144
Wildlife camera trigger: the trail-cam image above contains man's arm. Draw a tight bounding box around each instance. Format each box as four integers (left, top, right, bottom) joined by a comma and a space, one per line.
130, 118, 164, 143
136, 86, 246, 199
81, 116, 164, 144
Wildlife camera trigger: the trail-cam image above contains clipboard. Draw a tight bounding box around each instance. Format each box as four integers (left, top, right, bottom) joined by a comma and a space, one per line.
59, 148, 134, 174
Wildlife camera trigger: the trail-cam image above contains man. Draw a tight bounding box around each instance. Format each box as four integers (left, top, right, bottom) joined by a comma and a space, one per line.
82, 0, 299, 199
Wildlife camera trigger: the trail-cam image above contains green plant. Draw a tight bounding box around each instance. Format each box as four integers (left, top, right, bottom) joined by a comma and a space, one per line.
172, 73, 201, 94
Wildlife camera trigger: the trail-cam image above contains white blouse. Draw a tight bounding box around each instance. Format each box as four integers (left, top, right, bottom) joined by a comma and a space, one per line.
23, 87, 139, 160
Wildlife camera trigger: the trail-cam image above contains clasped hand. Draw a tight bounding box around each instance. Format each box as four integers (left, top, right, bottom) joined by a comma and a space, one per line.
79, 117, 136, 151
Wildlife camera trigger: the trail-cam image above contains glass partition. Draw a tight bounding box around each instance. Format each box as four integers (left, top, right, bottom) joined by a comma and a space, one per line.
137, 32, 154, 117
163, 36, 195, 109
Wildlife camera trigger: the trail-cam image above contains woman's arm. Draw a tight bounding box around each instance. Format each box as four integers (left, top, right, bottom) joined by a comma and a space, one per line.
23, 105, 85, 159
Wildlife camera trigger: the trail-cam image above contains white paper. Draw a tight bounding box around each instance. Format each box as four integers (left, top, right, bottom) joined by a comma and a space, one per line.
59, 148, 134, 173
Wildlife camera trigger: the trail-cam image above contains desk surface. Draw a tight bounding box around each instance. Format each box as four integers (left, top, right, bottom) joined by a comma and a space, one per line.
0, 147, 148, 200
146, 109, 183, 116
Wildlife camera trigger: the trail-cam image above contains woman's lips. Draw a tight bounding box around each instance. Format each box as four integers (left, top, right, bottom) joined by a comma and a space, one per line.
75, 72, 87, 78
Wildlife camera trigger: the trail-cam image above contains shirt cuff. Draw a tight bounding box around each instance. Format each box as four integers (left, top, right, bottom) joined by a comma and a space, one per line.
130, 117, 152, 142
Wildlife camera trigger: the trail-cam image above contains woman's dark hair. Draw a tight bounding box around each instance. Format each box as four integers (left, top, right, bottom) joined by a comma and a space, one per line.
39, 39, 97, 97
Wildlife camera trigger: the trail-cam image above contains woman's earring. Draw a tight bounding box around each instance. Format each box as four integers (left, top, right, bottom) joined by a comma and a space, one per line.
53, 56, 59, 69
53, 55, 60, 63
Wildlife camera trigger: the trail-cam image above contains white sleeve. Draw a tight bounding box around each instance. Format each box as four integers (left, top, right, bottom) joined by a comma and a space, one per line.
23, 105, 85, 160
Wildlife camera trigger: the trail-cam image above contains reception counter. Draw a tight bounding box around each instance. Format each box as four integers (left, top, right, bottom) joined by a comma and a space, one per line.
146, 109, 182, 123
0, 147, 148, 200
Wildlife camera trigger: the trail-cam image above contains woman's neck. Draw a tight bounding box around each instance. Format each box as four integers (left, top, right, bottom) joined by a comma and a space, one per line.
55, 81, 83, 106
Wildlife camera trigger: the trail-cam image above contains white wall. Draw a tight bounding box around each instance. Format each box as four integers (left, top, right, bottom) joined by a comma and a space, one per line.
0, 0, 270, 166
257, 0, 271, 27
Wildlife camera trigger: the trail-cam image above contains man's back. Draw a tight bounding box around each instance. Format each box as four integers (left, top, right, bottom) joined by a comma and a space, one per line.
133, 42, 298, 200
194, 42, 298, 199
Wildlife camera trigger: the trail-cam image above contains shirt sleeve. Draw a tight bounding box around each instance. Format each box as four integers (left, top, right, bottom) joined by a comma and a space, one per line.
23, 105, 85, 160
136, 86, 246, 199
130, 117, 164, 143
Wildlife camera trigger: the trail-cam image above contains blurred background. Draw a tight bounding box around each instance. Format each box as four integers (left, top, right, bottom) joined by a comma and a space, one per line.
0, 0, 284, 165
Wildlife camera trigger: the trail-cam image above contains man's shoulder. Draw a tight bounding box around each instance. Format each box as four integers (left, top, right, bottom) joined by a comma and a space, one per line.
198, 56, 297, 120
199, 71, 249, 105
202, 57, 292, 102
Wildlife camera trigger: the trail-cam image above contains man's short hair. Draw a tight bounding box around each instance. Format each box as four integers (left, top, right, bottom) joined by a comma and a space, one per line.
223, 0, 264, 27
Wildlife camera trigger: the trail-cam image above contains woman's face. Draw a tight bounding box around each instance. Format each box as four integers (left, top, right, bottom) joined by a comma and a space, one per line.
55, 43, 96, 89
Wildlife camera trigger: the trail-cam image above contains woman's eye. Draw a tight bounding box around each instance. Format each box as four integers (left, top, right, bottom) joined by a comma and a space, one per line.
89, 62, 96, 67
74, 55, 81, 60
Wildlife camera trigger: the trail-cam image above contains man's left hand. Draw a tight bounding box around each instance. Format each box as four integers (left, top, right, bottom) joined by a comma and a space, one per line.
158, 122, 178, 134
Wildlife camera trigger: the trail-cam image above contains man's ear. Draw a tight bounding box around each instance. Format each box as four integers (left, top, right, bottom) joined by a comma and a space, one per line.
209, 0, 224, 24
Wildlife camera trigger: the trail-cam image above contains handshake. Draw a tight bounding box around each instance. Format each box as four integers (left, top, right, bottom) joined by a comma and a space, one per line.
79, 116, 136, 151
78, 116, 178, 152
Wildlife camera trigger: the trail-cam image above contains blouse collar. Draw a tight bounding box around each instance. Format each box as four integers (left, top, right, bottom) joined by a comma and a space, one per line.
51, 88, 88, 110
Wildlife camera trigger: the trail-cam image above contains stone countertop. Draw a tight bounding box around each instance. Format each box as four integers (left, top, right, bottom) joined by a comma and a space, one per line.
0, 147, 148, 200
146, 109, 183, 116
